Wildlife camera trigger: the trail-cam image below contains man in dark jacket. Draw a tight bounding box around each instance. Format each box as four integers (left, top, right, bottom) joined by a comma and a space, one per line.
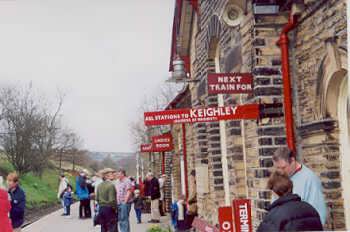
257, 170, 323, 232
7, 172, 26, 232
146, 172, 160, 223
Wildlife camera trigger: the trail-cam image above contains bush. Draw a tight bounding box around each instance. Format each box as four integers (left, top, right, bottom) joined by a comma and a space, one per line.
147, 225, 171, 232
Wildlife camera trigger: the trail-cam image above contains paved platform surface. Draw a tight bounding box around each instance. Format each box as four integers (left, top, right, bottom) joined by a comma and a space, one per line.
23, 203, 170, 232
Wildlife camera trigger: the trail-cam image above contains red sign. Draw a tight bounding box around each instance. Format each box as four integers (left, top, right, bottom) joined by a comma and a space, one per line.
140, 133, 174, 153
232, 199, 253, 232
192, 217, 219, 232
140, 144, 153, 152
144, 104, 259, 126
218, 207, 234, 232
152, 133, 172, 144
140, 143, 173, 152
208, 73, 253, 94
152, 142, 173, 152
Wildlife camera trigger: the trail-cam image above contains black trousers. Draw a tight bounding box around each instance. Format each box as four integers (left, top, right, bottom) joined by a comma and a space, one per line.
79, 199, 91, 218
159, 200, 165, 216
99, 206, 118, 232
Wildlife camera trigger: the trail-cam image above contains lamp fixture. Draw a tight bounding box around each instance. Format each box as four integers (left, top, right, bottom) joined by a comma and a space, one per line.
167, 55, 199, 83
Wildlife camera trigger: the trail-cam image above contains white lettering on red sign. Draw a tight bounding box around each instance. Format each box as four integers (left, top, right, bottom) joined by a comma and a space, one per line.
190, 106, 237, 118
222, 221, 232, 231
208, 84, 252, 92
239, 203, 249, 232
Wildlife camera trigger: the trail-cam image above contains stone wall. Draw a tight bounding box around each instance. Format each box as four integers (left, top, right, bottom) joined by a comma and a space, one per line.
294, 0, 347, 230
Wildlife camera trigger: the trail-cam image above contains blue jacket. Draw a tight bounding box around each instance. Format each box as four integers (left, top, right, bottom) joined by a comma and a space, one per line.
63, 191, 73, 207
9, 186, 26, 229
76, 176, 89, 200
171, 202, 178, 227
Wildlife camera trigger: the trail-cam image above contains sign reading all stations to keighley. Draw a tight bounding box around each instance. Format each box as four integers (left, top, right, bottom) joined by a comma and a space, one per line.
207, 73, 253, 94
144, 104, 259, 126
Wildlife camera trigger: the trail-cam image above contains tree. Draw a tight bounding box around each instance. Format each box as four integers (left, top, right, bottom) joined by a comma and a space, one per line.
0, 84, 64, 175
54, 129, 80, 170
101, 154, 118, 170
129, 82, 180, 149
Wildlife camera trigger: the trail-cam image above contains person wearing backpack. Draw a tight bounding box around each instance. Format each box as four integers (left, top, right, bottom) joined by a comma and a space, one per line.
76, 172, 91, 219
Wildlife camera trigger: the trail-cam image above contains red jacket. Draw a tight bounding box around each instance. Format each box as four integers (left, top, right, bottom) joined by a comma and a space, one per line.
0, 189, 13, 232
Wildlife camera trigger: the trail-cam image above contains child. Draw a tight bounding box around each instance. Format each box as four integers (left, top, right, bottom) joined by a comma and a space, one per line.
176, 195, 191, 232
171, 199, 178, 230
63, 186, 73, 217
133, 189, 144, 224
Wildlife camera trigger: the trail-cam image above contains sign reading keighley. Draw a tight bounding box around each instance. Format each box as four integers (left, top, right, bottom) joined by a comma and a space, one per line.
144, 104, 259, 126
208, 73, 253, 94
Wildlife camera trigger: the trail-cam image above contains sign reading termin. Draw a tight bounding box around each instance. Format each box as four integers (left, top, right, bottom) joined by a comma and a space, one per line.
232, 199, 253, 232
208, 73, 253, 94
144, 104, 259, 126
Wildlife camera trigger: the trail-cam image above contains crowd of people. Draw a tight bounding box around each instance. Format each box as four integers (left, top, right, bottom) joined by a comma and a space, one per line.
56, 168, 169, 232
0, 146, 327, 232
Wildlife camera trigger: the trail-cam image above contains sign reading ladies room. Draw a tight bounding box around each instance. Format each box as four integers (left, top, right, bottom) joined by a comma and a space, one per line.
207, 73, 253, 94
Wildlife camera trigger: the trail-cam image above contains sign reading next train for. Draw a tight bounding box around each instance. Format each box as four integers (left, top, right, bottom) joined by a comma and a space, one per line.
208, 73, 253, 94
144, 104, 259, 126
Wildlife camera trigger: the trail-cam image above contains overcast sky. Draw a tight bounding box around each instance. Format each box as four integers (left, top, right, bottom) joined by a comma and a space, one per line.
0, 0, 175, 152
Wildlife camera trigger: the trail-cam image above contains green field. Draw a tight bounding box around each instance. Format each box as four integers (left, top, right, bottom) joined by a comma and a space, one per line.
0, 157, 76, 209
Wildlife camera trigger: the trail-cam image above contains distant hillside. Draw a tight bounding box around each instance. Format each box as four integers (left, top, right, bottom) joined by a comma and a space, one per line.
88, 151, 137, 176
88, 151, 135, 161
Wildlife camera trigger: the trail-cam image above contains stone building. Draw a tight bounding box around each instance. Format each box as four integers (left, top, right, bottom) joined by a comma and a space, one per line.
145, 0, 348, 230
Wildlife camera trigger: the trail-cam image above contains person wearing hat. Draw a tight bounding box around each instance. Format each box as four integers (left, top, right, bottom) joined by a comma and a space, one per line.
96, 168, 118, 232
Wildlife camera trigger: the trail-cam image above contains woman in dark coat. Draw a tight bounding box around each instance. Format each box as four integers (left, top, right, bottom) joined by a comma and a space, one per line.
257, 170, 323, 232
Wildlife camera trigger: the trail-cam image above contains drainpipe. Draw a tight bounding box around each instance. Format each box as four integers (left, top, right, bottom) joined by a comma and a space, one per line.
162, 152, 165, 175
277, 13, 298, 154
182, 123, 189, 199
